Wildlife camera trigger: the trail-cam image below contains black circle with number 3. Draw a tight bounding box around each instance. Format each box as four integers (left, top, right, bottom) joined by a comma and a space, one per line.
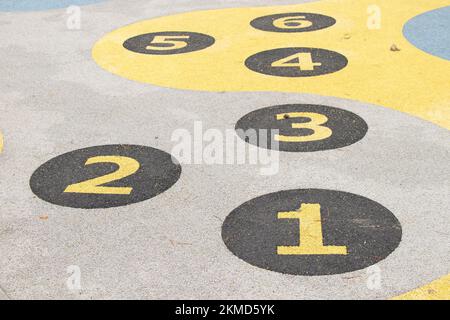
245, 47, 348, 77
235, 104, 368, 152
123, 31, 215, 55
30, 145, 182, 209
222, 189, 402, 276
250, 12, 336, 33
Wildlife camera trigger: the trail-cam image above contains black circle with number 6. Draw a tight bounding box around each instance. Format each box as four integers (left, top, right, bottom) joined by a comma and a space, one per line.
251, 13, 336, 33
222, 189, 402, 276
235, 104, 368, 152
123, 31, 215, 55
245, 47, 348, 77
30, 145, 182, 209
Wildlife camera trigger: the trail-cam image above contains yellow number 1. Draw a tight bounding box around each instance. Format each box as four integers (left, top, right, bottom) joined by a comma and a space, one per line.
277, 203, 348, 255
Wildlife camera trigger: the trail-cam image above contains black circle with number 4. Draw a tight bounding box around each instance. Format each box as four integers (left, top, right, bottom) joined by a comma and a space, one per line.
245, 47, 348, 77
30, 145, 181, 209
123, 31, 215, 55
235, 104, 368, 152
250, 12, 336, 33
222, 189, 402, 276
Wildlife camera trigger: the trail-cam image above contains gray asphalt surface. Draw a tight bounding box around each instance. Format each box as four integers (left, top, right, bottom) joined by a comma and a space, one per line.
0, 0, 449, 299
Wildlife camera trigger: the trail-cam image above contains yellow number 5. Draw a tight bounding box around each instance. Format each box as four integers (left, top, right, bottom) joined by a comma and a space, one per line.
146, 35, 190, 50
277, 203, 347, 255
275, 112, 332, 142
64, 156, 140, 195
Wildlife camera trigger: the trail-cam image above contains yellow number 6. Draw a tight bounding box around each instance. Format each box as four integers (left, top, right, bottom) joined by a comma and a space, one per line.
273, 16, 313, 29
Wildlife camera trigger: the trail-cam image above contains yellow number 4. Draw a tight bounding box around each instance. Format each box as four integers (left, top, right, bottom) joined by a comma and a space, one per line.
271, 52, 322, 71
277, 203, 348, 255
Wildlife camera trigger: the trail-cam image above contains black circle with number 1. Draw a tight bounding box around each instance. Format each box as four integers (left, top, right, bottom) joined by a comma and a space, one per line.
245, 47, 348, 77
222, 189, 402, 276
30, 145, 182, 209
251, 13, 336, 33
123, 31, 215, 55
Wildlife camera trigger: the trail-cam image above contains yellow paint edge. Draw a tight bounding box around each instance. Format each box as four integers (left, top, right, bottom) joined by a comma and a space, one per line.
392, 274, 450, 300
0, 131, 3, 154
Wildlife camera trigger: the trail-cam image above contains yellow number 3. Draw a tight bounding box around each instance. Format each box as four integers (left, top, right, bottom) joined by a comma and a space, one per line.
275, 112, 333, 142
64, 156, 140, 195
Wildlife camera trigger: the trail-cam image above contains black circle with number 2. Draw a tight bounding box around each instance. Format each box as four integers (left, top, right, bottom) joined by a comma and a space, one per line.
123, 31, 215, 55
250, 12, 336, 33
30, 145, 181, 209
245, 47, 348, 77
222, 189, 402, 276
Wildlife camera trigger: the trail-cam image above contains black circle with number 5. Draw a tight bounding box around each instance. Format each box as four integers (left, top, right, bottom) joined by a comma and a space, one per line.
245, 47, 348, 77
235, 104, 368, 152
251, 12, 336, 33
123, 31, 215, 55
30, 145, 182, 209
222, 189, 402, 276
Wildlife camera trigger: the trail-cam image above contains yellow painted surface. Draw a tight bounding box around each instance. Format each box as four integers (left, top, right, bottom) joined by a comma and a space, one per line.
392, 274, 450, 300
93, 0, 450, 130
0, 131, 3, 154
277, 203, 348, 255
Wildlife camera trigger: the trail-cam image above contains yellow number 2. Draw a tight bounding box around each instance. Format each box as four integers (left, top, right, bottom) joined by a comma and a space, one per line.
277, 203, 348, 255
271, 52, 321, 71
64, 156, 140, 195
146, 35, 190, 51
275, 112, 332, 142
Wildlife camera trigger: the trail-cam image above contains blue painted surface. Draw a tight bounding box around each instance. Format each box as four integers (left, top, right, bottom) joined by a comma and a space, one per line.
403, 6, 450, 61
0, 0, 105, 12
